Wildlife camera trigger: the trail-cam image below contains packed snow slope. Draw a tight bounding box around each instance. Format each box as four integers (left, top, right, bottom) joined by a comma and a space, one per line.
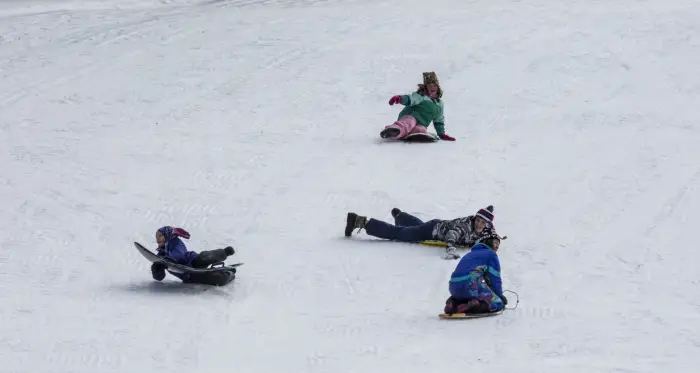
2, 0, 700, 371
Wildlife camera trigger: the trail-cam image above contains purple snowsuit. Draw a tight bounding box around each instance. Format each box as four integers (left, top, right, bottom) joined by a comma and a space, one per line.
156, 226, 198, 266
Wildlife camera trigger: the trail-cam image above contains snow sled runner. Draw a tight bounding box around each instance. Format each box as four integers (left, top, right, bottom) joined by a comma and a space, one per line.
403, 132, 438, 142
134, 242, 242, 286
439, 310, 504, 319
421, 240, 468, 249
380, 128, 438, 143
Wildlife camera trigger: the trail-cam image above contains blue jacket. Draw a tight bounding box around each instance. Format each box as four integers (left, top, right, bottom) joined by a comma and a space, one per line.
449, 243, 503, 298
156, 236, 198, 266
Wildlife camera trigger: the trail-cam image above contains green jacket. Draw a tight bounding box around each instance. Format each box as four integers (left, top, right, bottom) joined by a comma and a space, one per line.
397, 92, 445, 135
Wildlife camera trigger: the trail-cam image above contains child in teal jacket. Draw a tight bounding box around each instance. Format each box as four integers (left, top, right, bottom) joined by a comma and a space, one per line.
380, 71, 456, 141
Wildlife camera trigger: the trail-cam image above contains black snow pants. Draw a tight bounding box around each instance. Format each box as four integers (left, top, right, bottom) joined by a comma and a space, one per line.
190, 249, 229, 268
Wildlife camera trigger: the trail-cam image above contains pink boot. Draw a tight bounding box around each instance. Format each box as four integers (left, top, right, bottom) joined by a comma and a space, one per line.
380, 115, 422, 140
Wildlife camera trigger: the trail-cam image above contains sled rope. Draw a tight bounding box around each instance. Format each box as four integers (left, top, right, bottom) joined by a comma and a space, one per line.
504, 289, 519, 310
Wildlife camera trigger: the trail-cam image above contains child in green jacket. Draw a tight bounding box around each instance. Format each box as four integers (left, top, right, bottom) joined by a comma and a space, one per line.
380, 72, 456, 141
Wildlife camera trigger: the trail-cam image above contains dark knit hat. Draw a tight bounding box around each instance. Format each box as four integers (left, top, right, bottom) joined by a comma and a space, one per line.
476, 227, 505, 249
475, 205, 494, 224
477, 227, 502, 242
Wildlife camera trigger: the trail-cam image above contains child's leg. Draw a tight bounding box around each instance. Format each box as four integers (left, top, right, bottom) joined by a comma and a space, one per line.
448, 274, 491, 313
190, 248, 231, 268
380, 115, 418, 139
407, 124, 428, 134
449, 276, 480, 300
151, 262, 166, 281
477, 279, 505, 312
183, 270, 236, 286
364, 218, 437, 242
394, 211, 426, 227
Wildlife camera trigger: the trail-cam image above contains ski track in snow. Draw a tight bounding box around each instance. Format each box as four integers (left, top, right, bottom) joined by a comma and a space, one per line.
1, 0, 700, 372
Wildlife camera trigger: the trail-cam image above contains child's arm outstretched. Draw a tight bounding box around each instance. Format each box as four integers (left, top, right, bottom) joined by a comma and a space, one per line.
388, 92, 427, 106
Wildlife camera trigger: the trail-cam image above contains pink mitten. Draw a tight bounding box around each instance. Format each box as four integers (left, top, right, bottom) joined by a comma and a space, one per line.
388, 95, 402, 105
439, 133, 455, 141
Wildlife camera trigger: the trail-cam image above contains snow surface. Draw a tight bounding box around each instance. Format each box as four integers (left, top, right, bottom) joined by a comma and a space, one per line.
2, 0, 700, 371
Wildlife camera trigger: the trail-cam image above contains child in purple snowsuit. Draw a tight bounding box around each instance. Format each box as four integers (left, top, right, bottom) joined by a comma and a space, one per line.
151, 226, 236, 285
444, 228, 508, 314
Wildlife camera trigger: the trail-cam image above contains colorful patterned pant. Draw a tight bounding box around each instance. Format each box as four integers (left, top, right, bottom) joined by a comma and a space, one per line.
448, 271, 504, 312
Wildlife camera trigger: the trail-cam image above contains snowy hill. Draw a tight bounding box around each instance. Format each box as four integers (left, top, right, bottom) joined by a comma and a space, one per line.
2, 0, 700, 371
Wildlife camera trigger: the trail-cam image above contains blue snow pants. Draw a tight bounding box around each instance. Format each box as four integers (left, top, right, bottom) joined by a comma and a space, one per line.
364, 211, 439, 242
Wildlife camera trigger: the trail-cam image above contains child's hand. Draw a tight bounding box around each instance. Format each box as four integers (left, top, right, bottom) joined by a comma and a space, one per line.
439, 133, 455, 141
388, 95, 402, 105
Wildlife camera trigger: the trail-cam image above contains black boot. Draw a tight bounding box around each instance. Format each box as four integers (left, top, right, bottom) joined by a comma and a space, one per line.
444, 296, 456, 314
345, 212, 368, 237
151, 262, 166, 281
455, 299, 490, 314
380, 127, 400, 139
224, 246, 235, 256
391, 208, 401, 218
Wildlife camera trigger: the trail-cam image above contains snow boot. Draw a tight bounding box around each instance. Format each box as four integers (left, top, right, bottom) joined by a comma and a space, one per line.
151, 262, 166, 281
446, 298, 488, 314
380, 127, 400, 139
444, 296, 456, 314
455, 299, 479, 313
345, 212, 367, 237
224, 246, 235, 256
470, 300, 491, 314
391, 208, 401, 218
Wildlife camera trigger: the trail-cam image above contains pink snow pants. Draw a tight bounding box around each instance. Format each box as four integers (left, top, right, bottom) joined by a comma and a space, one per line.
384, 115, 427, 139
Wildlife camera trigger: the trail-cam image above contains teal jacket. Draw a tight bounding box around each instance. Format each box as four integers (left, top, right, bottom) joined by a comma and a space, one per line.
397, 92, 445, 135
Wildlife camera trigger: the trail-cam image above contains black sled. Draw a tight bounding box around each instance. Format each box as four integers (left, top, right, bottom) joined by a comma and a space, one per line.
134, 242, 242, 286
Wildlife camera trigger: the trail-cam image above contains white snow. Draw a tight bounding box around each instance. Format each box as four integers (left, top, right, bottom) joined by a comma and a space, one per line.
2, 0, 700, 371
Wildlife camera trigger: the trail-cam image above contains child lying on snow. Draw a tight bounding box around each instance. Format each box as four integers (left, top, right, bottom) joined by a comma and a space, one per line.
344, 205, 496, 260
443, 228, 508, 314
151, 226, 235, 284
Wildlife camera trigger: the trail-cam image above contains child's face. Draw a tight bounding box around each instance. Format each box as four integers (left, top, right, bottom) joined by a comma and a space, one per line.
490, 239, 500, 251
474, 216, 488, 232
426, 83, 438, 97
156, 231, 166, 248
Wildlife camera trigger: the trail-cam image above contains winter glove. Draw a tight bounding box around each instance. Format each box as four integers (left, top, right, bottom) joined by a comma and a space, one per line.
501, 295, 508, 306
444, 245, 460, 260
439, 133, 455, 141
388, 95, 402, 105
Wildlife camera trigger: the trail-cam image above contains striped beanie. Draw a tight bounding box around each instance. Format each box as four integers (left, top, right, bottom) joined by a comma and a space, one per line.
475, 205, 494, 224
